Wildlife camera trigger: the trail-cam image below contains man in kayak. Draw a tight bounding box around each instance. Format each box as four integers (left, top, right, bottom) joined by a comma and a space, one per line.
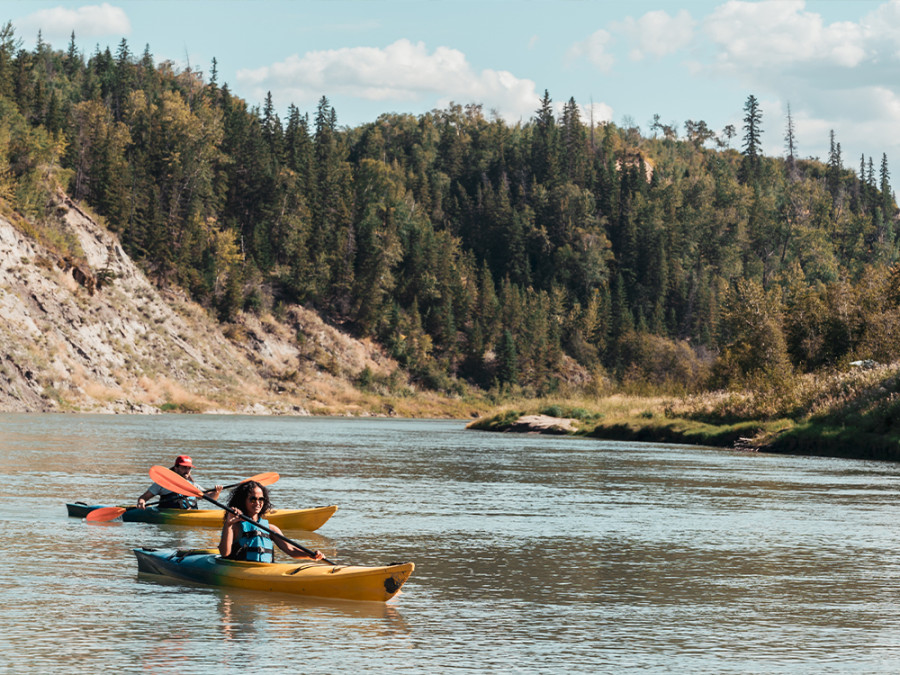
218, 480, 324, 561
136, 455, 222, 509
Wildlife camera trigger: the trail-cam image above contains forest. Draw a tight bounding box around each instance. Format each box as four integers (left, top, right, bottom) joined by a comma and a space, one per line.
2, 24, 899, 403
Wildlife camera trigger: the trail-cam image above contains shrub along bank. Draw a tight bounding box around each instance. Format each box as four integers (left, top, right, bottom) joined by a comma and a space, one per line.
469, 361, 900, 462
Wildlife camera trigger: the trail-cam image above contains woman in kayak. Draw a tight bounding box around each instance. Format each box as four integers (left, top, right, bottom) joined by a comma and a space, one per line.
136, 455, 222, 510
218, 480, 325, 562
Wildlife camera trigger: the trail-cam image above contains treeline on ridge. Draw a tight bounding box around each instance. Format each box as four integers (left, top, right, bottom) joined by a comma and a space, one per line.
2, 25, 900, 398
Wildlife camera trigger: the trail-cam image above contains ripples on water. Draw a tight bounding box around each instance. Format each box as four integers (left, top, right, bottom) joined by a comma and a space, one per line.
3, 414, 900, 672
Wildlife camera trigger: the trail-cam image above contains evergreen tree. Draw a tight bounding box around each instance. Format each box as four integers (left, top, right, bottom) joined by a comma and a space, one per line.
561, 96, 586, 184
740, 94, 762, 182
64, 31, 81, 76
496, 329, 518, 387
531, 89, 558, 186
880, 153, 893, 220
856, 153, 867, 213
0, 22, 19, 100
784, 102, 796, 176
261, 90, 283, 167
826, 130, 843, 208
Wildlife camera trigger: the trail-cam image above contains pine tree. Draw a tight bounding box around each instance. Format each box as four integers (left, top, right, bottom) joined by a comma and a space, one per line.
531, 89, 558, 186
742, 95, 762, 158
285, 104, 312, 188
0, 22, 19, 101
561, 96, 586, 184
740, 94, 762, 183
496, 329, 518, 387
784, 102, 796, 177
867, 156, 877, 214
826, 130, 843, 207
65, 31, 81, 77
112, 38, 133, 121
261, 91, 283, 168
856, 153, 867, 213
880, 153, 893, 220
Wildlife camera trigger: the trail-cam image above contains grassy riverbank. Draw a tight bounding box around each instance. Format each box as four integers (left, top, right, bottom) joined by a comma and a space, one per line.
468, 361, 900, 462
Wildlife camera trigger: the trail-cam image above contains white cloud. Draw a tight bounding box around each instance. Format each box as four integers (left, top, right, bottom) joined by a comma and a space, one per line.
704, 0, 867, 72
693, 0, 900, 169
237, 38, 544, 124
579, 101, 614, 126
566, 29, 615, 72
569, 10, 693, 71
612, 10, 695, 61
16, 3, 130, 40
548, 99, 614, 127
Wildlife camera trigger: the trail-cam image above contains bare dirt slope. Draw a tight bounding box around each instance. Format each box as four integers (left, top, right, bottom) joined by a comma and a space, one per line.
0, 196, 407, 415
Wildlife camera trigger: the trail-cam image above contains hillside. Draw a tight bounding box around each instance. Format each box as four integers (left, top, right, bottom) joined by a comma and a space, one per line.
0, 193, 476, 416
3, 32, 900, 422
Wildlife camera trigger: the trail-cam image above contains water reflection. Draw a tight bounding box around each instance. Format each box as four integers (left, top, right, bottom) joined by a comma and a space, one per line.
216, 586, 409, 629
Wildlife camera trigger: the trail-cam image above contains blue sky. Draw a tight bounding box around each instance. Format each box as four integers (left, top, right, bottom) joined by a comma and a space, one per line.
3, 0, 900, 180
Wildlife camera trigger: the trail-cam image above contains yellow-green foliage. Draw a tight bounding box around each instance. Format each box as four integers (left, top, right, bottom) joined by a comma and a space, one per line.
470, 361, 900, 458
617, 331, 711, 394
0, 95, 82, 260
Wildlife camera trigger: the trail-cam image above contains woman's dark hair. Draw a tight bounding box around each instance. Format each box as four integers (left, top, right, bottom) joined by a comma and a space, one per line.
225, 480, 272, 517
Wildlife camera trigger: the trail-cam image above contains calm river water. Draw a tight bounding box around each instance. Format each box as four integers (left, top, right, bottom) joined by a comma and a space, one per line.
2, 414, 900, 673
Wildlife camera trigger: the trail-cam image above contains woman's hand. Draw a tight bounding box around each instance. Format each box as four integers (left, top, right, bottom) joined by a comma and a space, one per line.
224, 508, 245, 526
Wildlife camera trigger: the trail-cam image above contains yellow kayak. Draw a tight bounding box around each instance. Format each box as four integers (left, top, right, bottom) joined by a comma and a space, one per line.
68, 503, 337, 530
133, 548, 414, 603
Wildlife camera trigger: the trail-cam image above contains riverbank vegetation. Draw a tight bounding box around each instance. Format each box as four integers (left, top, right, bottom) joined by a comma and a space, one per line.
470, 359, 900, 460
2, 25, 900, 449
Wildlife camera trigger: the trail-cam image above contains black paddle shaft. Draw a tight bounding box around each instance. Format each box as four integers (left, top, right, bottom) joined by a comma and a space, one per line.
130, 478, 248, 512
201, 494, 335, 565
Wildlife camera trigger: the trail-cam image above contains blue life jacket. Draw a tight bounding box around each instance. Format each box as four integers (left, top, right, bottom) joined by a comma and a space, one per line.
234, 518, 274, 563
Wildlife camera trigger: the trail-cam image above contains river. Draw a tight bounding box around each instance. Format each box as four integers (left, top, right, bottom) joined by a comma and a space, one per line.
2, 413, 900, 673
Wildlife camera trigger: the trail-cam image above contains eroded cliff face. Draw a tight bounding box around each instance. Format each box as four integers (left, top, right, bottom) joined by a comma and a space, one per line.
0, 196, 399, 414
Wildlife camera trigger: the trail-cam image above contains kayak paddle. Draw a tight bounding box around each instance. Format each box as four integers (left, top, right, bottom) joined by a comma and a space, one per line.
148, 465, 334, 565
85, 471, 280, 522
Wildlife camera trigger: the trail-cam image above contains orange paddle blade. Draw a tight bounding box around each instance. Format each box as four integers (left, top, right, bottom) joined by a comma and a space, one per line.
85, 506, 127, 522
150, 466, 279, 495
149, 465, 204, 497
244, 472, 279, 487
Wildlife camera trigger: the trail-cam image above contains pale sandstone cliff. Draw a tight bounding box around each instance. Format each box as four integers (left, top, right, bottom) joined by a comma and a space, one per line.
0, 196, 403, 414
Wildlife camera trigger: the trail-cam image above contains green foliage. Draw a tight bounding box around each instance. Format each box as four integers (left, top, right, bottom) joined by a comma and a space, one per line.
714, 278, 792, 386
617, 331, 711, 393
496, 329, 518, 387
468, 408, 523, 431
4, 29, 900, 398
539, 404, 602, 423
